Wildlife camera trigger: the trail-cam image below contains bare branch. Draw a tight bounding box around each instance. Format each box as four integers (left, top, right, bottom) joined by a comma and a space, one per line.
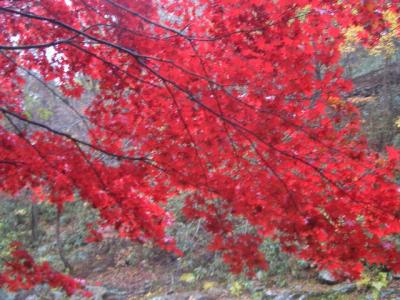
0, 107, 148, 163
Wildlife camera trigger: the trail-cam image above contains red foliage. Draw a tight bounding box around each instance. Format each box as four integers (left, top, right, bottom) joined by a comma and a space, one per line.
0, 0, 400, 291
0, 243, 90, 297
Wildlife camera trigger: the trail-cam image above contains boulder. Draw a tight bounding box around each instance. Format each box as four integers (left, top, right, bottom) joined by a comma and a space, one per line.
332, 283, 356, 294
317, 270, 338, 285
151, 292, 213, 300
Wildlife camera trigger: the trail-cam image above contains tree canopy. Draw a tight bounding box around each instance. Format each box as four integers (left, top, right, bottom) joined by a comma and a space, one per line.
0, 0, 400, 295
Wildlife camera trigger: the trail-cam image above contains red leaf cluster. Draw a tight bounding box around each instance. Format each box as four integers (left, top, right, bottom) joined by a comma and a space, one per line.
0, 243, 90, 297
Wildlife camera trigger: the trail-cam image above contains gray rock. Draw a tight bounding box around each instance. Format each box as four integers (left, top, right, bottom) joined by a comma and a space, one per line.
392, 273, 400, 280
273, 293, 292, 300
89, 286, 108, 300
263, 289, 279, 299
103, 287, 128, 300
0, 290, 14, 300
261, 281, 358, 300
317, 270, 338, 285
263, 290, 308, 300
307, 291, 325, 298
275, 293, 306, 300
151, 292, 212, 300
381, 288, 400, 298
71, 285, 107, 300
332, 283, 357, 294
206, 288, 226, 298
51, 291, 65, 300
263, 288, 352, 300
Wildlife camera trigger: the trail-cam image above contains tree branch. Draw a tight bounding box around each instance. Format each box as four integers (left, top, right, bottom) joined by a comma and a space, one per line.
0, 107, 148, 163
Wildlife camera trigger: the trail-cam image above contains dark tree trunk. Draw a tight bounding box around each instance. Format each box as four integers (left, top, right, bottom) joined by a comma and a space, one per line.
56, 209, 73, 273
31, 203, 39, 243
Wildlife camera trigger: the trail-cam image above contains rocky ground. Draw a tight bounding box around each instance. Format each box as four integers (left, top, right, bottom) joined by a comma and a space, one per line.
2, 241, 400, 300
3, 277, 400, 299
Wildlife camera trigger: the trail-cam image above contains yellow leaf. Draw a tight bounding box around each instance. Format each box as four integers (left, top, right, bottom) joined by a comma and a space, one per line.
179, 273, 196, 283
229, 281, 243, 296
203, 281, 217, 290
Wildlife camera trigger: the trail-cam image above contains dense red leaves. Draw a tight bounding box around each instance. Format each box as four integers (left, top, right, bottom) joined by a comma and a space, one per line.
0, 0, 400, 291
0, 243, 89, 297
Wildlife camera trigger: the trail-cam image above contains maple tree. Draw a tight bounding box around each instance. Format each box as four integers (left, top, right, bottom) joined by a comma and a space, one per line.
0, 0, 400, 295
